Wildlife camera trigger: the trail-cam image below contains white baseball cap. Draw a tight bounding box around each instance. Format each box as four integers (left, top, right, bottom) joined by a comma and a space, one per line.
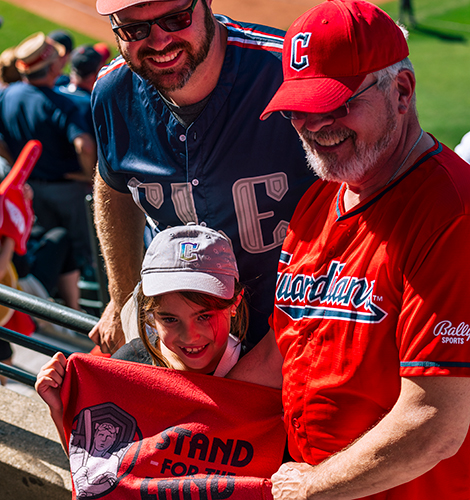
141, 224, 239, 300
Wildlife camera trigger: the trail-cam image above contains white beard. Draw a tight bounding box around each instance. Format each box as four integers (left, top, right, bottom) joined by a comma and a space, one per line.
300, 103, 397, 184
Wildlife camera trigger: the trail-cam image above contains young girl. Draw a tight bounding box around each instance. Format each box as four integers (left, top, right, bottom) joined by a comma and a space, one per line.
115, 222, 248, 374
36, 224, 248, 433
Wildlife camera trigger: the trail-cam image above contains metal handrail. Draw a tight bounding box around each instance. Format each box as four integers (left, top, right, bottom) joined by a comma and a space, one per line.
0, 284, 100, 387
0, 327, 77, 387
0, 284, 98, 334
0, 325, 76, 357
0, 362, 36, 387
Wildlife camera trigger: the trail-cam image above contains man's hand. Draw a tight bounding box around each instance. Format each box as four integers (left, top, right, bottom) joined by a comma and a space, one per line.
88, 300, 125, 354
269, 377, 470, 499
271, 462, 313, 500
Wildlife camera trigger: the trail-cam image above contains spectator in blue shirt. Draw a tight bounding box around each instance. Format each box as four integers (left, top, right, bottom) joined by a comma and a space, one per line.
0, 32, 96, 273
57, 45, 104, 135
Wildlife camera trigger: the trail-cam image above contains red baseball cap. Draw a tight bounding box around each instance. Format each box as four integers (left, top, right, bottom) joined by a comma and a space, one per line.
260, 0, 409, 120
96, 0, 176, 16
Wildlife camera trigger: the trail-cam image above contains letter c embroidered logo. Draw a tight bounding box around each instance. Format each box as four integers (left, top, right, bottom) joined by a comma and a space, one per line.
291, 32, 312, 72
180, 242, 198, 262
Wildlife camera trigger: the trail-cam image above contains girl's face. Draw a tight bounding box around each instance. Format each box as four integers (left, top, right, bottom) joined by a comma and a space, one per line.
152, 292, 237, 374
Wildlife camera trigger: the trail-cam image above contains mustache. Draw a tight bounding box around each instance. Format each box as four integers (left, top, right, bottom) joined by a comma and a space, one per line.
137, 42, 189, 60
300, 128, 355, 144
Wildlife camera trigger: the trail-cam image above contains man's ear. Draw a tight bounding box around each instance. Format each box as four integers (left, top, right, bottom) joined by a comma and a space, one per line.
395, 69, 416, 115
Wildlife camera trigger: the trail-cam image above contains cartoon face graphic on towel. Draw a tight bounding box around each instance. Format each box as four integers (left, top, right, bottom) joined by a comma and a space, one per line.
68, 403, 140, 498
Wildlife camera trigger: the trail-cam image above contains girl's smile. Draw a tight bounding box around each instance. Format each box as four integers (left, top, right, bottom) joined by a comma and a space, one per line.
153, 292, 235, 374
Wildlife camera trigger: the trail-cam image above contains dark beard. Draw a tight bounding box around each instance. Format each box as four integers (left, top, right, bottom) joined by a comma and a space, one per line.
118, 1, 216, 93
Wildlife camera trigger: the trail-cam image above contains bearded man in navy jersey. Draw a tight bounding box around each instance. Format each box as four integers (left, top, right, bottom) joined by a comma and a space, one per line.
90, 0, 313, 354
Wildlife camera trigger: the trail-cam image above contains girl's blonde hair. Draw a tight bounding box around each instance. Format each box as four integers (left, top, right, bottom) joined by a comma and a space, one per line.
136, 281, 248, 367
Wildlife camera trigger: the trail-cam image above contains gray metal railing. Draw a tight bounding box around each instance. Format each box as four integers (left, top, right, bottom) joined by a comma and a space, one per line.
0, 284, 98, 333
0, 284, 99, 387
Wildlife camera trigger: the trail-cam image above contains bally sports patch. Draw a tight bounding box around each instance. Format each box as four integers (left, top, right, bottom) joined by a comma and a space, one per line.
61, 353, 286, 500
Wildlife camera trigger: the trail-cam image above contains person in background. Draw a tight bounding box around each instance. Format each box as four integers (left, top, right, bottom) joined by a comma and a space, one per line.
57, 45, 104, 134
0, 47, 21, 89
399, 0, 417, 28
48, 29, 75, 86
0, 231, 35, 386
0, 47, 21, 163
0, 32, 96, 275
454, 130, 470, 164
229, 1, 470, 498
93, 42, 111, 66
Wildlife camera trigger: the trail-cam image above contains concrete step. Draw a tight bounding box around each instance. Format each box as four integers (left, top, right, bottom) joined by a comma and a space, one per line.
0, 384, 71, 499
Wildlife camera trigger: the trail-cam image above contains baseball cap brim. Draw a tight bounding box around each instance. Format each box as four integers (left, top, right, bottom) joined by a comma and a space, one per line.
142, 270, 235, 300
260, 74, 366, 120
96, 0, 174, 15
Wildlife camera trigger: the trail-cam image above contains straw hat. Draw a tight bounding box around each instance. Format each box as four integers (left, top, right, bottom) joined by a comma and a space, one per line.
15, 32, 66, 75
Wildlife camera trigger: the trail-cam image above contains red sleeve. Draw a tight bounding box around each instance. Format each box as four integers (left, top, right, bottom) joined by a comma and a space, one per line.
398, 215, 470, 377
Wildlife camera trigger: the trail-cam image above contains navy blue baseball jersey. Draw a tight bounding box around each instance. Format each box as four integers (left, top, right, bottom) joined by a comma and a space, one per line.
91, 16, 314, 346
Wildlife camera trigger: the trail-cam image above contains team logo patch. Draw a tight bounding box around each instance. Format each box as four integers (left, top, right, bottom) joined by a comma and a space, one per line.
276, 260, 387, 324
290, 32, 312, 72
180, 242, 199, 262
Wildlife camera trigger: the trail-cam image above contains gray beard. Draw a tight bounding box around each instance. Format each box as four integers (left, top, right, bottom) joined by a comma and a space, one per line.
300, 103, 397, 184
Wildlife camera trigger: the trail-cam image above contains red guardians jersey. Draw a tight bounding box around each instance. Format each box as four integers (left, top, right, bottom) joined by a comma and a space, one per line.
272, 139, 470, 499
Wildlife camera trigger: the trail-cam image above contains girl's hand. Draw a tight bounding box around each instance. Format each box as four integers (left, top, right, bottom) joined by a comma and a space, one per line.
35, 352, 67, 414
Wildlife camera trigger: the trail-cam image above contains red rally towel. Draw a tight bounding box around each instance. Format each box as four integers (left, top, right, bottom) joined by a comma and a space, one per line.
61, 353, 286, 500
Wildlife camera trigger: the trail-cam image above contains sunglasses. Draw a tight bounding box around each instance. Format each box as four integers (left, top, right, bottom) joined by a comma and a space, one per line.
111, 0, 199, 42
280, 80, 378, 121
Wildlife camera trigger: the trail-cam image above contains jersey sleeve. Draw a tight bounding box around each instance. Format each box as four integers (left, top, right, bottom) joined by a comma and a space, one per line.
398, 215, 470, 377
96, 140, 130, 193
92, 59, 137, 194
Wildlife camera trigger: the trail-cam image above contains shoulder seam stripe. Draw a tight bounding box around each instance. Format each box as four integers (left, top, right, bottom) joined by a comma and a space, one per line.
97, 60, 126, 80
227, 37, 283, 51
225, 23, 284, 44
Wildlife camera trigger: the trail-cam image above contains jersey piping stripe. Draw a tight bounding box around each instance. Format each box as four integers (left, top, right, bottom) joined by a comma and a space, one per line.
224, 21, 284, 53
227, 38, 283, 52
335, 140, 443, 220
401, 361, 470, 368
226, 28, 284, 45
96, 57, 126, 81
223, 20, 284, 43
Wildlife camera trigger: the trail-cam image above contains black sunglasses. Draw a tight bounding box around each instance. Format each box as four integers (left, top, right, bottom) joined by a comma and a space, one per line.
111, 0, 199, 42
280, 80, 378, 121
